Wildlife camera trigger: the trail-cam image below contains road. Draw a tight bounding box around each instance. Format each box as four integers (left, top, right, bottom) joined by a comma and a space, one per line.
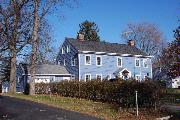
0, 96, 101, 120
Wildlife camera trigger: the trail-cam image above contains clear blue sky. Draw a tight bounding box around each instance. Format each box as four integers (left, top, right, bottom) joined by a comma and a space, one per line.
47, 0, 180, 48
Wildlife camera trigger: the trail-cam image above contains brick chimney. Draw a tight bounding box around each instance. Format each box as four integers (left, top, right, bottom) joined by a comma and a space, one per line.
128, 40, 135, 47
77, 32, 84, 41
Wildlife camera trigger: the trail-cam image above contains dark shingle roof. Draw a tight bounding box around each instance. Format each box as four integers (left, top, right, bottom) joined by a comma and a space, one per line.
24, 64, 70, 75
67, 38, 147, 56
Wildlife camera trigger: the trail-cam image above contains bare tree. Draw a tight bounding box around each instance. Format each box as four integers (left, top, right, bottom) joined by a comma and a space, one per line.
121, 22, 165, 56
29, 0, 77, 95
0, 0, 33, 93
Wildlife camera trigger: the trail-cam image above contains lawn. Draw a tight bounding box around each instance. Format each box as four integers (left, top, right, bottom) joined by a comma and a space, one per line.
4, 93, 168, 120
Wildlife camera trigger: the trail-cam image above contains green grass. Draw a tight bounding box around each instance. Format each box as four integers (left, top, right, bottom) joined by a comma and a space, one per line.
4, 93, 166, 120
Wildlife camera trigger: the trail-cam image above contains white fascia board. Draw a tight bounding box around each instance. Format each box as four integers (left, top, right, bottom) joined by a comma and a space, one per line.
22, 74, 71, 76
121, 54, 132, 57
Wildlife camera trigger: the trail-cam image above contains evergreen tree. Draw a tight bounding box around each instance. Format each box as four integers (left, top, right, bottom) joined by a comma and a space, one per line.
79, 20, 100, 41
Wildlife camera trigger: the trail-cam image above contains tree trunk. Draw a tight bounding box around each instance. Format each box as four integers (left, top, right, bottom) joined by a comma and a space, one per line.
29, 0, 39, 95
9, 50, 16, 93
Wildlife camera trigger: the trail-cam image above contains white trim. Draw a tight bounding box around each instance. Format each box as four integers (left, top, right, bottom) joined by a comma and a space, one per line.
22, 74, 71, 76
117, 57, 122, 67
61, 47, 65, 54
121, 54, 132, 57
78, 54, 81, 81
64, 59, 66, 66
96, 74, 102, 80
107, 74, 111, 80
107, 53, 117, 55
96, 56, 102, 66
85, 74, 91, 81
82, 51, 94, 53
135, 58, 140, 67
85, 55, 91, 65
66, 45, 70, 53
95, 52, 106, 55
134, 55, 143, 57
143, 58, 148, 68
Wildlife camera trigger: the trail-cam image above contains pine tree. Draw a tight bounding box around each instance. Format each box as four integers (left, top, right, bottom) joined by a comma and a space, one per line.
79, 20, 100, 41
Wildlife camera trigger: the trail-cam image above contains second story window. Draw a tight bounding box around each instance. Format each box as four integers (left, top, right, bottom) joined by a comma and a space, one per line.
96, 56, 102, 66
143, 59, 148, 68
67, 45, 70, 53
85, 55, 91, 65
117, 57, 122, 67
61, 47, 64, 54
135, 58, 140, 67
71, 58, 76, 66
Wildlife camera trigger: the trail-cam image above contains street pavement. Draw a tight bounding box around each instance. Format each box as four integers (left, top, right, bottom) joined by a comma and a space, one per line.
0, 96, 101, 120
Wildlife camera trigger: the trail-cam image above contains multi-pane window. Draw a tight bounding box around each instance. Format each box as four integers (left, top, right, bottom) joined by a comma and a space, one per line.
67, 45, 70, 53
135, 58, 140, 67
85, 74, 91, 81
71, 58, 76, 66
96, 74, 102, 80
143, 59, 148, 68
85, 55, 91, 65
117, 57, 122, 67
61, 47, 64, 54
96, 56, 102, 66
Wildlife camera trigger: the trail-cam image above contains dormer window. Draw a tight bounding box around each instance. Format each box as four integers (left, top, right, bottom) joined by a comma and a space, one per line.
135, 58, 140, 67
61, 47, 64, 54
67, 45, 70, 53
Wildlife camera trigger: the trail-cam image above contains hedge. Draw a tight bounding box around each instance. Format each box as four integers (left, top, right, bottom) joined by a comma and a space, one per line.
35, 79, 165, 108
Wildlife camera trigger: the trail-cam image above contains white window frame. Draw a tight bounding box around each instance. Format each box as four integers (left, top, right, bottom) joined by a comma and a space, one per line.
85, 74, 91, 81
135, 75, 141, 81
96, 56, 102, 66
67, 45, 70, 53
117, 57, 122, 67
96, 74, 102, 80
85, 55, 91, 65
71, 57, 76, 66
135, 58, 140, 67
143, 59, 148, 68
61, 47, 65, 54
64, 59, 66, 66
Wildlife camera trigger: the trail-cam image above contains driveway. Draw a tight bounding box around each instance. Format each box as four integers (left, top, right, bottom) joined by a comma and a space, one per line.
0, 96, 101, 120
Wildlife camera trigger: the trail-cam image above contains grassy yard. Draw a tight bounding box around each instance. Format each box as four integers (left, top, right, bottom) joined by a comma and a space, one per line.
4, 93, 168, 120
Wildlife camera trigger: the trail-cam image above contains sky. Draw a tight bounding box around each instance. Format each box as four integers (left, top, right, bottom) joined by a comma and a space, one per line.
47, 0, 180, 48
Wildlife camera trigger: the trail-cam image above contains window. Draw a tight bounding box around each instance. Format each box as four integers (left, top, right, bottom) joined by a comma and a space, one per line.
67, 45, 70, 53
135, 58, 140, 67
64, 59, 66, 66
85, 55, 91, 65
96, 56, 102, 66
117, 57, 122, 67
71, 75, 75, 80
85, 74, 91, 81
71, 58, 76, 66
135, 75, 141, 81
96, 74, 102, 80
61, 47, 64, 54
143, 59, 148, 68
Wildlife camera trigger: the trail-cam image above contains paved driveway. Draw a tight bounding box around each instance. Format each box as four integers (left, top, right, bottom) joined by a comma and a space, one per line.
0, 96, 101, 120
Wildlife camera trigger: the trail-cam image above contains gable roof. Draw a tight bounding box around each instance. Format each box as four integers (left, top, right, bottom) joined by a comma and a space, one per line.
66, 38, 148, 56
22, 64, 70, 75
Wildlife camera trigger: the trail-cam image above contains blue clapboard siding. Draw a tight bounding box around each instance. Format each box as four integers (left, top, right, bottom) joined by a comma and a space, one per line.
79, 54, 152, 80
56, 39, 79, 80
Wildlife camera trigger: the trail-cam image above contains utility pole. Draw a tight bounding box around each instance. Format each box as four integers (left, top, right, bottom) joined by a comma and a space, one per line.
135, 91, 139, 117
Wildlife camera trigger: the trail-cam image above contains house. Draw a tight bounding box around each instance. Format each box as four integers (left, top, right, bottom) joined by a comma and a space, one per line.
56, 34, 153, 81
169, 76, 180, 88
2, 64, 71, 93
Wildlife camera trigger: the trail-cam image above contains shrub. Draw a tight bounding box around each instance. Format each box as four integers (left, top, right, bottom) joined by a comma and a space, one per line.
35, 79, 165, 108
